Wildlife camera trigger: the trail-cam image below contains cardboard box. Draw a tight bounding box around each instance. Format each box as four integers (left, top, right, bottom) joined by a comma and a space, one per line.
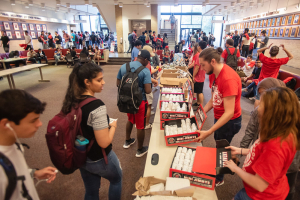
161, 73, 180, 78
161, 87, 184, 94
160, 77, 192, 87
169, 140, 233, 190
164, 68, 188, 73
162, 105, 207, 146
175, 66, 188, 71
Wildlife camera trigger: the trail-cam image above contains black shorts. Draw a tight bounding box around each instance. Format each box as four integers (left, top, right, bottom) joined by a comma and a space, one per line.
189, 68, 193, 76
194, 82, 204, 94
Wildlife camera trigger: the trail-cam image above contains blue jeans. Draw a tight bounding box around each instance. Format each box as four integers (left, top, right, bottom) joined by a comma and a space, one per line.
163, 57, 170, 64
234, 188, 252, 200
246, 82, 257, 97
54, 55, 61, 65
79, 150, 122, 200
214, 115, 242, 182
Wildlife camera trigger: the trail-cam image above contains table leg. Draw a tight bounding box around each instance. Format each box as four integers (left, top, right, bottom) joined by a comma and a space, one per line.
38, 67, 50, 82
6, 75, 13, 89
9, 74, 16, 89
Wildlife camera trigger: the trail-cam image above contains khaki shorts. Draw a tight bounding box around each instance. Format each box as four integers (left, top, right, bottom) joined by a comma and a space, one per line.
146, 92, 153, 105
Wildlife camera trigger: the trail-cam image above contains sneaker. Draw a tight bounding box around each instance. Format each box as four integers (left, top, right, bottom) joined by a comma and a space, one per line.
242, 88, 248, 92
55, 64, 57, 66
151, 111, 155, 115
151, 106, 154, 110
192, 103, 200, 107
123, 138, 136, 149
249, 97, 256, 101
145, 124, 153, 129
136, 146, 148, 157
215, 180, 224, 187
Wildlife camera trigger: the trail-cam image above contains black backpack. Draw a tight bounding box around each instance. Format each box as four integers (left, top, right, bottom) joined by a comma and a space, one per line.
226, 47, 238, 70
175, 44, 180, 53
295, 87, 300, 100
156, 39, 162, 47
117, 63, 145, 114
128, 34, 133, 42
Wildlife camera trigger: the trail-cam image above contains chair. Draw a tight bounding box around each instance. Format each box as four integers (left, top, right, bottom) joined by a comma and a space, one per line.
65, 53, 74, 68
79, 52, 89, 63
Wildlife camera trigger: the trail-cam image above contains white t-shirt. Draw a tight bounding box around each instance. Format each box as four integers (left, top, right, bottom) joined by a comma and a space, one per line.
243, 64, 254, 77
242, 36, 251, 45
0, 144, 40, 200
25, 35, 32, 46
85, 34, 90, 41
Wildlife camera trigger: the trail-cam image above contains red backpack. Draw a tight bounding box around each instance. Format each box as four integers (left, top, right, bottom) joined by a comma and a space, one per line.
46, 97, 106, 174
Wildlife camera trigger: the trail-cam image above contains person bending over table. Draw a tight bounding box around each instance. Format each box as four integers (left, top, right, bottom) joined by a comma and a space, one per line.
27, 48, 37, 63
224, 87, 300, 200
193, 48, 242, 187
37, 48, 48, 64
6, 50, 26, 68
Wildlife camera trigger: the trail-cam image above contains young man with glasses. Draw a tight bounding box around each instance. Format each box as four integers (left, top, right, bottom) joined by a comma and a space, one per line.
241, 60, 262, 87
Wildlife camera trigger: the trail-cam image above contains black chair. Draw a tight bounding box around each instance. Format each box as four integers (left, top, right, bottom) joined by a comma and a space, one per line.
79, 52, 89, 63
65, 53, 74, 68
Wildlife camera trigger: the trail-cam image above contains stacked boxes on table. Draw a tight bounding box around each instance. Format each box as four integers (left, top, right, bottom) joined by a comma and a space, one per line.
163, 105, 207, 146
169, 140, 233, 190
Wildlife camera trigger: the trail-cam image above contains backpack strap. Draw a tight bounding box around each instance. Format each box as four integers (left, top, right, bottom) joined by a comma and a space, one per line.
0, 152, 17, 200
126, 63, 131, 73
226, 48, 231, 55
233, 48, 238, 56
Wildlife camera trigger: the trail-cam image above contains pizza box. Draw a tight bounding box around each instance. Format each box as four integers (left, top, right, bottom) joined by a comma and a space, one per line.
169, 140, 233, 190
163, 105, 207, 146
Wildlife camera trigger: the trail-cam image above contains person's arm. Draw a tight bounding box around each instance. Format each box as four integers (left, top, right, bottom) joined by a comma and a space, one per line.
240, 109, 259, 148
144, 83, 152, 94
94, 120, 117, 148
257, 43, 273, 55
280, 44, 293, 60
244, 60, 250, 70
203, 97, 213, 114
193, 63, 200, 81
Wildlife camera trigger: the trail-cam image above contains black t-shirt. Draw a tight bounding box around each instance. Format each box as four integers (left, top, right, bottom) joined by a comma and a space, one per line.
232, 35, 240, 46
1, 36, 10, 47
90, 35, 96, 42
71, 50, 77, 58
80, 96, 112, 161
55, 35, 62, 44
252, 67, 262, 79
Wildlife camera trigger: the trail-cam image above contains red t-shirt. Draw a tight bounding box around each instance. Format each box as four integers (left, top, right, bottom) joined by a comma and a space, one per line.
193, 52, 206, 83
258, 54, 289, 82
243, 135, 296, 200
209, 64, 242, 120
221, 47, 241, 63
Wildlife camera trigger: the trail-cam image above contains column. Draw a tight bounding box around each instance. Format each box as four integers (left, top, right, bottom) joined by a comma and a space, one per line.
151, 4, 158, 34
115, 5, 123, 53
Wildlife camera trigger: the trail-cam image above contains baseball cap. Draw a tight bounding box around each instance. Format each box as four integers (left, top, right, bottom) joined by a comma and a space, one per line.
142, 45, 155, 57
139, 50, 151, 61
165, 46, 169, 49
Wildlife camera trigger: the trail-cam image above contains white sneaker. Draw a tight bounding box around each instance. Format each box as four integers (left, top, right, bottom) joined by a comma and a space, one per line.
241, 88, 248, 92
249, 97, 256, 101
151, 106, 154, 110
151, 111, 155, 115
145, 124, 153, 129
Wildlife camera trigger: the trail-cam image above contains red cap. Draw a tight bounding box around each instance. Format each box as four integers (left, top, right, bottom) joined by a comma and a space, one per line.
166, 46, 169, 48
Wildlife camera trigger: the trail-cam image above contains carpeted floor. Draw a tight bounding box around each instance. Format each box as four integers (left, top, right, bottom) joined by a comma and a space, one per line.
0, 65, 299, 200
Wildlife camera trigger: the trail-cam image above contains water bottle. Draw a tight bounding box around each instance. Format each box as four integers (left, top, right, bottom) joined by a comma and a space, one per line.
75, 135, 89, 151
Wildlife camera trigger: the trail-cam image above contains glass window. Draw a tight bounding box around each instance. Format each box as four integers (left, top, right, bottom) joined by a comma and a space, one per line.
192, 15, 202, 24
100, 15, 106, 25
181, 25, 201, 28
90, 15, 100, 32
80, 15, 91, 33
181, 15, 192, 24
202, 16, 212, 35
171, 5, 181, 13
160, 6, 171, 13
192, 5, 202, 13
182, 5, 192, 13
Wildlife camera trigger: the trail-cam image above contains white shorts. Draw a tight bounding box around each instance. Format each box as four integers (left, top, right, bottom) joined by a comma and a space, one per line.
146, 92, 153, 105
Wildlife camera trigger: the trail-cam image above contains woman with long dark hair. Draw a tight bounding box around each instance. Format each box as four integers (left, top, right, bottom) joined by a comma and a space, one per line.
62, 63, 122, 200
224, 87, 300, 200
163, 33, 168, 49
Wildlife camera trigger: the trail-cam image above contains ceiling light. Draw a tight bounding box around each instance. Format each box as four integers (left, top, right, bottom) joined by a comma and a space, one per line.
56, 6, 60, 11
240, 5, 244, 9
84, 0, 89, 5
68, 8, 71, 13
25, 2, 29, 8
28, 0, 33, 6
41, 3, 45, 11
224, 6, 228, 10
249, 2, 254, 7
231, 2, 236, 7
114, 0, 118, 5
236, 0, 241, 4
10, 0, 15, 5
119, 2, 123, 7
202, 2, 206, 6
205, 0, 210, 4
144, 0, 147, 5
147, 2, 150, 7
296, 3, 300, 9
66, 3, 70, 8
218, 9, 222, 12
56, 0, 61, 6
214, 11, 217, 14
233, 9, 236, 13
257, 0, 262, 4
174, 0, 179, 6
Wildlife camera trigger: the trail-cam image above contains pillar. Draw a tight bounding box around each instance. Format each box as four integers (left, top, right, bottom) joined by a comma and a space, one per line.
115, 5, 123, 53
151, 4, 158, 34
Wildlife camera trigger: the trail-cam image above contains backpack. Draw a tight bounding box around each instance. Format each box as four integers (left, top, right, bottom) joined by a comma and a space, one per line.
156, 39, 162, 47
75, 34, 78, 42
295, 87, 300, 101
38, 36, 42, 43
225, 48, 238, 70
175, 44, 180, 53
117, 63, 146, 114
45, 97, 107, 175
128, 34, 133, 42
164, 37, 168, 43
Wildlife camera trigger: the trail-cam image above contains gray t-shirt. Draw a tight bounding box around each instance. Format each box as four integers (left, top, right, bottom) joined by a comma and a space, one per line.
260, 36, 269, 48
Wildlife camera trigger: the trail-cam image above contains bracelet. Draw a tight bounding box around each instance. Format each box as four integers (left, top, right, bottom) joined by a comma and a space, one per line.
241, 148, 243, 156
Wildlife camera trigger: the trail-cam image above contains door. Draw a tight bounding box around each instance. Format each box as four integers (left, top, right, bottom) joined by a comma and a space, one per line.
180, 28, 190, 45
101, 28, 109, 37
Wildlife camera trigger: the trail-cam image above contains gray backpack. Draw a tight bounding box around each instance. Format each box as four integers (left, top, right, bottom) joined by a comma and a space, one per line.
226, 48, 238, 70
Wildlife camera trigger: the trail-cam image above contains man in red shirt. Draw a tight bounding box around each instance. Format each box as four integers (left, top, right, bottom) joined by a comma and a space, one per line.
193, 41, 207, 108
221, 38, 241, 70
194, 47, 242, 186
242, 43, 293, 107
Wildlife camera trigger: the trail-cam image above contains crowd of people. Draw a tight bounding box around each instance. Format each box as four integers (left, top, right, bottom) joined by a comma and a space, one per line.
0, 24, 300, 200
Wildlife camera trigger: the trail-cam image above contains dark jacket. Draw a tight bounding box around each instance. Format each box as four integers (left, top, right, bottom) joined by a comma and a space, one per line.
37, 51, 46, 57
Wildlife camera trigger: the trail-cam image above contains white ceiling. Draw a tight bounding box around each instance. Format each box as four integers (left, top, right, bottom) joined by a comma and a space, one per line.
6, 0, 273, 16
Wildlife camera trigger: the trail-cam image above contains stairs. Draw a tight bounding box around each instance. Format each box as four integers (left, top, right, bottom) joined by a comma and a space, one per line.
106, 57, 131, 65
160, 29, 176, 51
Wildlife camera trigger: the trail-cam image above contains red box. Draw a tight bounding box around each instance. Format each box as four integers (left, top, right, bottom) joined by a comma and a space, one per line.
169, 140, 233, 190
163, 105, 207, 146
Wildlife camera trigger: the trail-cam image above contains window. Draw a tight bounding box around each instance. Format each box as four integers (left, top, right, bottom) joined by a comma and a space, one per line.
90, 15, 100, 32
192, 15, 202, 24
182, 5, 192, 13
192, 5, 202, 13
80, 15, 91, 33
202, 16, 212, 35
181, 15, 192, 24
171, 5, 181, 13
160, 6, 171, 13
100, 16, 106, 24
